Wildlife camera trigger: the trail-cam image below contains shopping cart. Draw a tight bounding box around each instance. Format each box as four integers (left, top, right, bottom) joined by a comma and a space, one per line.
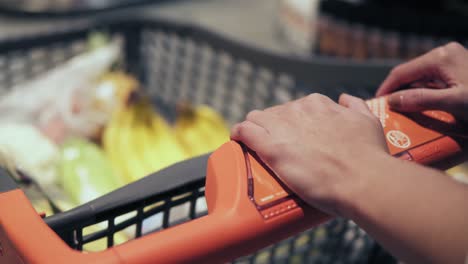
0, 17, 397, 263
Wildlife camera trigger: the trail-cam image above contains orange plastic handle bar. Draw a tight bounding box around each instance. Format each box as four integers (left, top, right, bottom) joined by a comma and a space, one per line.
0, 141, 329, 264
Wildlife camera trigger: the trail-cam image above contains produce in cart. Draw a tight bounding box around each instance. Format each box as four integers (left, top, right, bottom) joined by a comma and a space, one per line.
58, 138, 125, 205
0, 30, 231, 226
0, 123, 59, 187
175, 103, 230, 158
103, 98, 187, 182
0, 40, 122, 143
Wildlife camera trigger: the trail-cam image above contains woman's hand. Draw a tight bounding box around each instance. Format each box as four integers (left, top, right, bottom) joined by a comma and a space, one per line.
377, 42, 468, 122
231, 92, 468, 264
231, 93, 389, 216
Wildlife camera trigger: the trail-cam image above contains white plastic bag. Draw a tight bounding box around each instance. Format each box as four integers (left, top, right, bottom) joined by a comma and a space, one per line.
0, 41, 121, 143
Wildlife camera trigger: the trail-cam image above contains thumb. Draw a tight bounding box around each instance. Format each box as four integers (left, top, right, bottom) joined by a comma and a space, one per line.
339, 93, 374, 117
387, 88, 456, 112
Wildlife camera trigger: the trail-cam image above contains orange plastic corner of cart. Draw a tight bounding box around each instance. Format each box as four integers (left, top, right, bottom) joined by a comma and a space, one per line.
0, 189, 120, 264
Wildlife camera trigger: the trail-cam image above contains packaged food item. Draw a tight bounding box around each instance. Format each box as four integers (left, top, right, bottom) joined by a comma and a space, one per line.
312, 0, 468, 60
316, 14, 333, 55
367, 97, 466, 167
367, 26, 384, 58
404, 33, 420, 59
384, 31, 400, 59
0, 40, 122, 143
334, 18, 351, 58
350, 23, 367, 60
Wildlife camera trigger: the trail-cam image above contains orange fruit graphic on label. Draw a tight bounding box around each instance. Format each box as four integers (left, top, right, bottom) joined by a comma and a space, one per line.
386, 130, 411, 149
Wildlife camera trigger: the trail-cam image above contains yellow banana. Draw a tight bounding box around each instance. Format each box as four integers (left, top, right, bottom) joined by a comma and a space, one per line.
149, 112, 187, 170
123, 105, 151, 182
102, 108, 128, 184
101, 72, 142, 183
174, 104, 230, 158
134, 101, 186, 172
132, 102, 163, 175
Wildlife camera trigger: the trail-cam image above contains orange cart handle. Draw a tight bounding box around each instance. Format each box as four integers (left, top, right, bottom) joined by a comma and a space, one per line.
1, 97, 468, 264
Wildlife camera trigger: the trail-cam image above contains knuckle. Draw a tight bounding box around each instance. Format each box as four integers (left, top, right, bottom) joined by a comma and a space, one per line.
305, 93, 334, 111
306, 93, 321, 101
246, 110, 262, 121
434, 43, 464, 63
434, 46, 450, 62
306, 93, 328, 103
291, 100, 305, 111
445, 42, 465, 52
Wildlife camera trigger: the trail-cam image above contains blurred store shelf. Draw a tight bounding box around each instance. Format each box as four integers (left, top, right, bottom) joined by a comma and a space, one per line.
0, 0, 287, 53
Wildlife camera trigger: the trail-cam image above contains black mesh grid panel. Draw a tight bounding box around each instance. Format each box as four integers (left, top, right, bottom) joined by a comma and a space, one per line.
0, 39, 87, 94
140, 30, 297, 125
0, 19, 397, 263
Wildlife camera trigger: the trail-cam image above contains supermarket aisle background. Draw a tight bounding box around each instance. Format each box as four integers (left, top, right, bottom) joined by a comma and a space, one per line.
0, 0, 287, 53
144, 0, 284, 52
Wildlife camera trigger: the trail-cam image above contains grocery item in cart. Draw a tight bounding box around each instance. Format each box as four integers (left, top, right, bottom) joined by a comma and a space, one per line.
175, 103, 230, 158
58, 138, 125, 205
0, 41, 122, 143
0, 123, 59, 186
103, 99, 186, 183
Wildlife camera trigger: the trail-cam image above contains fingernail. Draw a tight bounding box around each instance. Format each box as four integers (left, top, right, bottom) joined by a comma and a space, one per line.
388, 94, 402, 109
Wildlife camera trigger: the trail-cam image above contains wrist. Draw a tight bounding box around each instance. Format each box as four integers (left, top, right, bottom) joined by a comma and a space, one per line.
335, 150, 396, 219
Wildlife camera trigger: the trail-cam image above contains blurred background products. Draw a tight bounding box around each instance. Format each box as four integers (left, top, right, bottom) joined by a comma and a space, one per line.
0, 0, 153, 13
277, 0, 468, 60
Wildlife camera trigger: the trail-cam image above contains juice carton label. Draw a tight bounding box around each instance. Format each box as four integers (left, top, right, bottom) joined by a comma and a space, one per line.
366, 97, 462, 158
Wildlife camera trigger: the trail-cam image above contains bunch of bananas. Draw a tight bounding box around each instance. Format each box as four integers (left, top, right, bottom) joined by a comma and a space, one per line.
102, 99, 231, 183
103, 100, 187, 183
174, 104, 230, 158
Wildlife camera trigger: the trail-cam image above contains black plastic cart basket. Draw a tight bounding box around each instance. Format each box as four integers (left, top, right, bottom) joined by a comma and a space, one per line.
0, 16, 397, 263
